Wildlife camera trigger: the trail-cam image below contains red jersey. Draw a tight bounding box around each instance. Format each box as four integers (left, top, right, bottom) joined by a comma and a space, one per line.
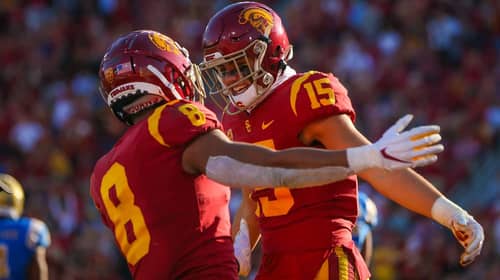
90, 100, 237, 279
223, 71, 359, 253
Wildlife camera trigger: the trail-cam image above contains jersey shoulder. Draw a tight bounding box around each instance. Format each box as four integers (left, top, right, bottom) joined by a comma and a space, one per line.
1, 217, 51, 250
279, 70, 356, 123
24, 217, 51, 249
147, 99, 222, 147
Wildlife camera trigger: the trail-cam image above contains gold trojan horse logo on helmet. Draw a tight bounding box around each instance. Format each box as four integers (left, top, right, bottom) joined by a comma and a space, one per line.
148, 32, 181, 55
239, 7, 274, 36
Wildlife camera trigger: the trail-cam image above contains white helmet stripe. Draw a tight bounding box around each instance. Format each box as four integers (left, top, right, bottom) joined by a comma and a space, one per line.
147, 64, 183, 100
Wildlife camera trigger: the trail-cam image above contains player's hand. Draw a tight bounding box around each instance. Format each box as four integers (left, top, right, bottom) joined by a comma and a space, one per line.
347, 114, 444, 172
234, 219, 251, 276
372, 114, 444, 170
431, 196, 484, 266
450, 212, 484, 266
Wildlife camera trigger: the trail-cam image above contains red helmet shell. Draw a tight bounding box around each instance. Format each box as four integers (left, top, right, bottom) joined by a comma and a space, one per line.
202, 1, 291, 79
99, 30, 200, 124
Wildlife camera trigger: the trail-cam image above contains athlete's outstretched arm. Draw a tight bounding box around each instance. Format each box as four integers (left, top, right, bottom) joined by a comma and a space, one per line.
182, 114, 443, 189
183, 128, 352, 188
184, 114, 443, 275
301, 113, 484, 267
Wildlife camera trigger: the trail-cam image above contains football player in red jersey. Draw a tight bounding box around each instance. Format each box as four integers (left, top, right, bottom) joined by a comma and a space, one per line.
199, 2, 484, 279
90, 29, 444, 280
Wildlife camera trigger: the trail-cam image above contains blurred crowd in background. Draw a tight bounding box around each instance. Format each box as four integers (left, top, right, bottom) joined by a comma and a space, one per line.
0, 0, 499, 279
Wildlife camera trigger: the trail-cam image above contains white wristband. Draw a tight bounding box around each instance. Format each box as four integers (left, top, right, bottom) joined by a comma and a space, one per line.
431, 196, 467, 229
346, 145, 379, 172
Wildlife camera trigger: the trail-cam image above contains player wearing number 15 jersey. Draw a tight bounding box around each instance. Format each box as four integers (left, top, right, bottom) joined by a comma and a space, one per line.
91, 30, 444, 279
220, 68, 369, 279
200, 2, 484, 279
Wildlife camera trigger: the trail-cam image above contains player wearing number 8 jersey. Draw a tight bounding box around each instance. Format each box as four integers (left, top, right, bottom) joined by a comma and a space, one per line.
200, 1, 484, 279
90, 99, 238, 279
90, 30, 444, 279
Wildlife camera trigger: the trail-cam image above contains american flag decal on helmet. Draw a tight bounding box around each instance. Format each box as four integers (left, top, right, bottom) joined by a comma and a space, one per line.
114, 62, 132, 75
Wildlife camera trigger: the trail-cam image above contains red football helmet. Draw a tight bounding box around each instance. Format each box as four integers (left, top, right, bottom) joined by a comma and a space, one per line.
199, 1, 293, 114
99, 30, 205, 125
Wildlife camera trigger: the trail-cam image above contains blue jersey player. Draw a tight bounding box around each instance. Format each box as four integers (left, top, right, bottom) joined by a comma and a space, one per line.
353, 191, 378, 266
0, 174, 50, 280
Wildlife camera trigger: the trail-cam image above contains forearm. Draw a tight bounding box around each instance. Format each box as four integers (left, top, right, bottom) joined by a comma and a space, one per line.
28, 248, 48, 280
206, 155, 353, 189
360, 168, 442, 218
232, 192, 261, 250
220, 141, 349, 169
263, 147, 348, 168
185, 129, 351, 175
365, 168, 472, 230
224, 143, 399, 174
232, 193, 260, 276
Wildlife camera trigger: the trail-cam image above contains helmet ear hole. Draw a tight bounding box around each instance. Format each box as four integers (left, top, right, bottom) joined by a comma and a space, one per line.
253, 40, 267, 55
262, 73, 273, 86
273, 45, 282, 57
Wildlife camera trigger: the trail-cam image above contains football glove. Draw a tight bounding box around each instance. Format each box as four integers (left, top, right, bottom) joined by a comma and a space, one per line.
431, 196, 484, 266
234, 219, 252, 276
347, 114, 444, 172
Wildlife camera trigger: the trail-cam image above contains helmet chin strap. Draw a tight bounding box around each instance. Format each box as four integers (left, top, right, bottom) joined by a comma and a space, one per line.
230, 66, 297, 113
146, 65, 183, 100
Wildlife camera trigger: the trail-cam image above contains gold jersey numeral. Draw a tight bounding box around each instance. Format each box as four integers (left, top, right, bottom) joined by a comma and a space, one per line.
100, 163, 151, 265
